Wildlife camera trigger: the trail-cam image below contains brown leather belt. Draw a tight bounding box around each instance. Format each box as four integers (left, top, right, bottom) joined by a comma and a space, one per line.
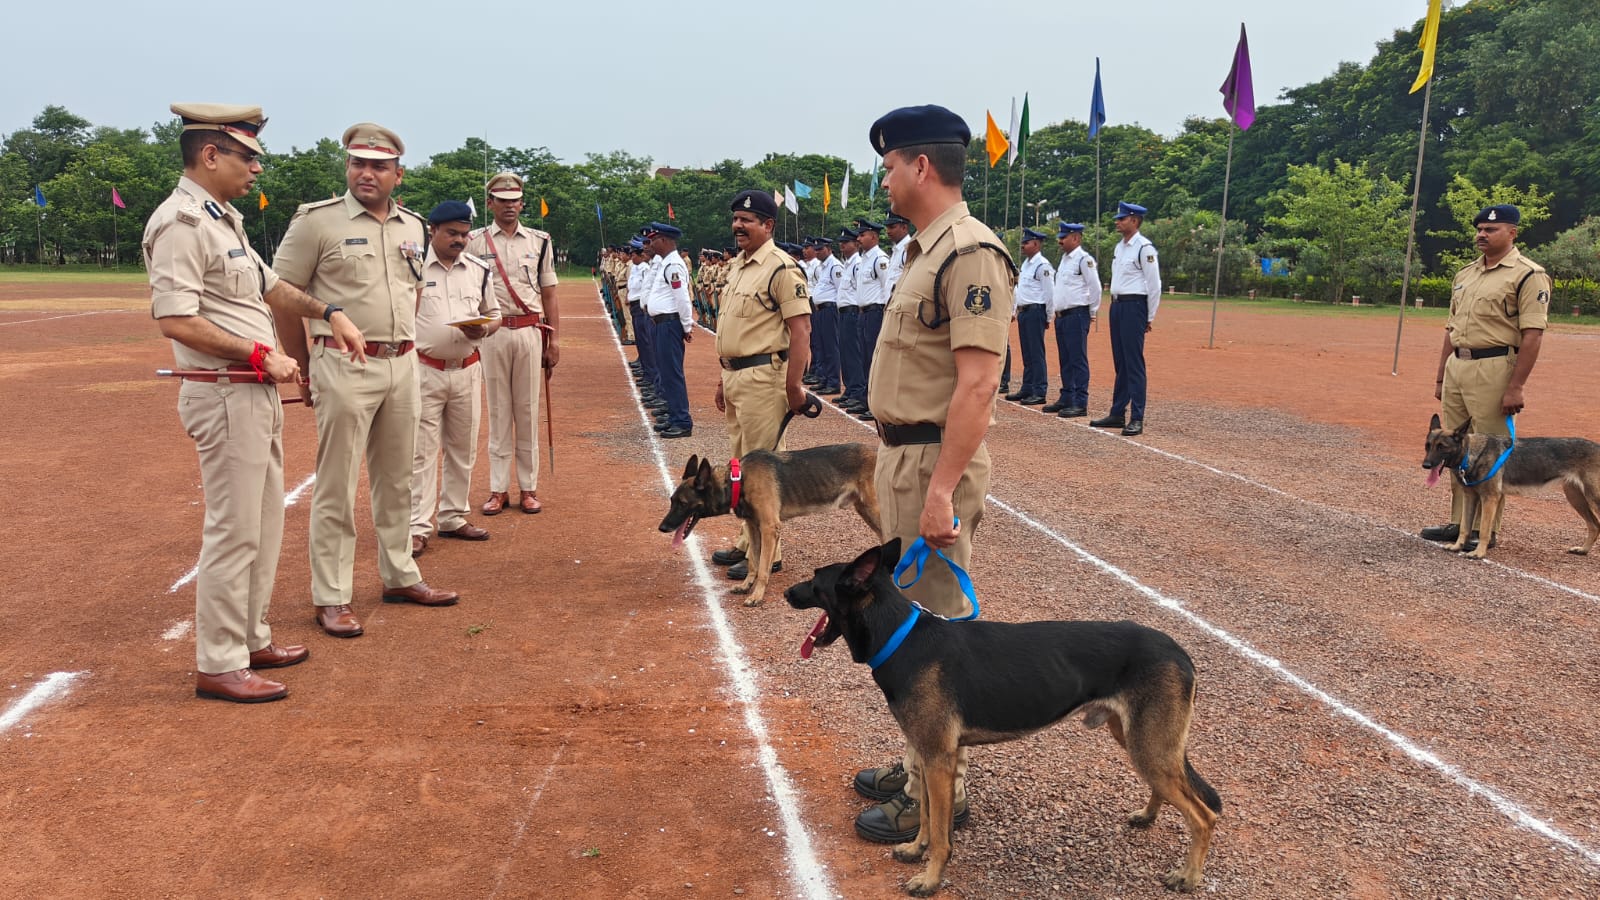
876, 421, 942, 447
504, 313, 543, 329
418, 349, 481, 371
181, 365, 262, 383
1454, 345, 1511, 360
719, 351, 788, 371
315, 336, 414, 358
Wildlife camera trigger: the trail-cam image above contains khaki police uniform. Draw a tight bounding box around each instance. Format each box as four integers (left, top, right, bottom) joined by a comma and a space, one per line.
147, 174, 287, 675
1442, 246, 1551, 527
464, 219, 559, 501
716, 239, 811, 563
411, 250, 499, 539
272, 181, 429, 606
867, 199, 1015, 806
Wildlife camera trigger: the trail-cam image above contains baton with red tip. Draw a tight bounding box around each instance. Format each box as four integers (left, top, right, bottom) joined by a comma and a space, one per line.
156, 369, 307, 404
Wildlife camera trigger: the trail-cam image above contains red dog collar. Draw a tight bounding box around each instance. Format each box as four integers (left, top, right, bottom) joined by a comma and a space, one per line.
729, 458, 741, 510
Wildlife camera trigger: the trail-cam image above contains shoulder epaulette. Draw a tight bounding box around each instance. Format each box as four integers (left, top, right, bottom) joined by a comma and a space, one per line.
396, 204, 426, 223
461, 251, 491, 270
299, 197, 344, 213
175, 197, 203, 226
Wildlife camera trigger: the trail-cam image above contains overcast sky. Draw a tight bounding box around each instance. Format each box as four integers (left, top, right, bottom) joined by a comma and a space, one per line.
5, 1, 1437, 173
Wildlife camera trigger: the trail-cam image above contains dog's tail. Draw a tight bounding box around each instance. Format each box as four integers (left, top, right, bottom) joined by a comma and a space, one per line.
1184, 755, 1223, 814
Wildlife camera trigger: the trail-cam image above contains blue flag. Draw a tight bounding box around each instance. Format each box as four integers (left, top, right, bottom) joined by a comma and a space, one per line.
594, 202, 602, 223
1089, 58, 1107, 139
793, 180, 812, 199
33, 186, 47, 207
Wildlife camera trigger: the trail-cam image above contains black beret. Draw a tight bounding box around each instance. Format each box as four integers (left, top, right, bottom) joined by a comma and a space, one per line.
838, 227, 859, 242
730, 189, 778, 220
1474, 204, 1521, 226
869, 104, 972, 156
427, 200, 473, 225
885, 212, 911, 227
855, 218, 884, 233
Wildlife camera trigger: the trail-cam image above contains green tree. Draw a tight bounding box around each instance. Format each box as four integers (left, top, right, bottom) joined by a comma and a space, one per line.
1266, 160, 1410, 302
1429, 173, 1553, 270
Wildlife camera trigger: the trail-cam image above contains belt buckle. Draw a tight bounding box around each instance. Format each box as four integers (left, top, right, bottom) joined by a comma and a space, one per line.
1456, 347, 1471, 359
372, 342, 400, 359
719, 358, 733, 371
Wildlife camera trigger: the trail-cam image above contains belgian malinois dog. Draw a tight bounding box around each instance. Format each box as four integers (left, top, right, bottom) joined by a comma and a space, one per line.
1422, 413, 1600, 559
785, 540, 1221, 896
659, 443, 881, 606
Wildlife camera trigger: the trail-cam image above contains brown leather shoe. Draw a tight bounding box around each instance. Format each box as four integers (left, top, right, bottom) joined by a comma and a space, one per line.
520, 491, 543, 514
195, 669, 288, 703
315, 604, 364, 638
439, 523, 490, 541
481, 492, 510, 516
411, 534, 428, 558
248, 643, 309, 669
382, 581, 459, 606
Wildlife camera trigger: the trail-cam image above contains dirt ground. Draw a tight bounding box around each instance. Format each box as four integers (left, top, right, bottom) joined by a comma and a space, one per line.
3, 281, 1600, 899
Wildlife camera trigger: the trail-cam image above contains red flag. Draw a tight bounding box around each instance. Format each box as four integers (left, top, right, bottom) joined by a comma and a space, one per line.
111, 188, 126, 209
667, 203, 675, 220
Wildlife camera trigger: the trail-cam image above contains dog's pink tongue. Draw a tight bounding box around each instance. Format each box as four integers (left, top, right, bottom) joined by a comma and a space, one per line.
1426, 464, 1443, 487
800, 614, 829, 660
672, 519, 691, 548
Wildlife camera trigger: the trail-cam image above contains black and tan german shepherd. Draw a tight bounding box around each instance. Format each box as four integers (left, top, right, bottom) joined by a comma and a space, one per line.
1422, 413, 1600, 559
659, 443, 881, 606
785, 540, 1221, 896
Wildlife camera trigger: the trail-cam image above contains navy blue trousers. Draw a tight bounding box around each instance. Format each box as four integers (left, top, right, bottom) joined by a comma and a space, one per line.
653, 319, 692, 429
1017, 304, 1049, 396
1054, 306, 1091, 407
839, 307, 865, 402
1108, 297, 1148, 421
632, 305, 658, 391
859, 304, 885, 392
811, 303, 840, 390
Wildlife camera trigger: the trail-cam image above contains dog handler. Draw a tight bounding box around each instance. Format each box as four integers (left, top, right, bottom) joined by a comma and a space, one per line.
1421, 204, 1549, 548
852, 104, 1017, 843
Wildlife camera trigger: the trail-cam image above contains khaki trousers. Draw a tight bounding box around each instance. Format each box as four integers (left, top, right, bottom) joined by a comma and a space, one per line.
309, 346, 423, 604
411, 360, 483, 536
179, 379, 284, 673
722, 360, 789, 562
619, 290, 635, 341
874, 441, 991, 802
482, 324, 544, 494
1441, 352, 1515, 532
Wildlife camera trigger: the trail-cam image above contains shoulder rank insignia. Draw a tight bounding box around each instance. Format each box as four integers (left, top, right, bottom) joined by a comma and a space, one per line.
964, 284, 992, 316
203, 200, 225, 220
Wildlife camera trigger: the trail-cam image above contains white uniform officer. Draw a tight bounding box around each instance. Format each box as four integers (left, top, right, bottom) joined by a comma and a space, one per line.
642, 222, 695, 437
1044, 222, 1099, 417
1010, 227, 1054, 405
1092, 201, 1161, 436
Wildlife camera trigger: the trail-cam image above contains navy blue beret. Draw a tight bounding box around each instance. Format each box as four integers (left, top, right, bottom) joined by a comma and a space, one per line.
1114, 201, 1148, 220
838, 227, 859, 242
1475, 204, 1520, 226
855, 218, 884, 233
813, 236, 834, 246
885, 212, 911, 227
730, 189, 779, 220
1021, 228, 1047, 243
646, 221, 682, 240
869, 104, 972, 156
427, 200, 473, 225
1056, 222, 1085, 237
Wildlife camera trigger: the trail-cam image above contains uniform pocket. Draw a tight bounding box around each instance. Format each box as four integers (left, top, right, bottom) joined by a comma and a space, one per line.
881, 306, 920, 351
340, 241, 377, 281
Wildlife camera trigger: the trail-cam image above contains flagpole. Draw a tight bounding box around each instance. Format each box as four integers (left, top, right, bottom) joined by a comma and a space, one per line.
111, 202, 119, 270
1209, 117, 1237, 350
1095, 133, 1102, 266
1392, 77, 1433, 376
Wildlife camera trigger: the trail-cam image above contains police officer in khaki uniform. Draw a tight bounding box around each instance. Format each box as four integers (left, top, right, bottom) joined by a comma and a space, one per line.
708, 190, 812, 582
851, 104, 1017, 844
464, 172, 561, 516
410, 201, 500, 558
147, 103, 365, 701
1421, 204, 1550, 548
273, 122, 460, 638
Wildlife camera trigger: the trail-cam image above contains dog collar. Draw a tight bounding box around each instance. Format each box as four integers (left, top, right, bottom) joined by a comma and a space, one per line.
1459, 415, 1516, 487
867, 606, 921, 669
729, 458, 742, 511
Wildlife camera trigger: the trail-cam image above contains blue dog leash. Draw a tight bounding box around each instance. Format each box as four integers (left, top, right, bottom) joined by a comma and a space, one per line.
869, 519, 980, 670
1459, 415, 1516, 487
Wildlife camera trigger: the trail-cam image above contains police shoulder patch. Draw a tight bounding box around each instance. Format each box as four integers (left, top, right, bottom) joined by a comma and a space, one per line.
1146, 254, 1156, 263
669, 271, 683, 289
795, 283, 808, 300
1538, 290, 1550, 305
964, 284, 992, 316
1085, 259, 1096, 268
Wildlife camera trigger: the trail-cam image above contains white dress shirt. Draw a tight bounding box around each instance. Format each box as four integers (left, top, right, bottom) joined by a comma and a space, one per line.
1110, 233, 1161, 322
1052, 246, 1101, 316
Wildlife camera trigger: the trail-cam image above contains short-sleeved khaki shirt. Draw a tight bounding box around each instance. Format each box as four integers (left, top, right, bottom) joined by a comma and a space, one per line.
270, 192, 426, 342
715, 240, 810, 358
416, 251, 499, 361
1446, 247, 1551, 349
464, 223, 558, 316
145, 175, 281, 370
869, 201, 1015, 427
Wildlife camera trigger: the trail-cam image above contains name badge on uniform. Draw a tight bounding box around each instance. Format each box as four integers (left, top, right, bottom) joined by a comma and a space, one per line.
345, 237, 369, 245
426, 281, 438, 287
227, 248, 248, 258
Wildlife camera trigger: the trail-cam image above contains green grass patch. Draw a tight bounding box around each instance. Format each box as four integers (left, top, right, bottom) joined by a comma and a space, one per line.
0, 265, 148, 284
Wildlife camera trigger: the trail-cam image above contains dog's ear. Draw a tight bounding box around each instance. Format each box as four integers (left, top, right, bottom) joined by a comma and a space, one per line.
844, 543, 884, 589
1455, 420, 1473, 439
879, 537, 903, 568
696, 458, 714, 491
683, 454, 700, 481
1429, 413, 1441, 430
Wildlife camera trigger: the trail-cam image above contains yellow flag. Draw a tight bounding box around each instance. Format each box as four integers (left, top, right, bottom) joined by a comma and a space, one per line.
258, 191, 269, 210
985, 111, 1010, 168
540, 196, 549, 217
823, 174, 831, 213
1410, 0, 1442, 94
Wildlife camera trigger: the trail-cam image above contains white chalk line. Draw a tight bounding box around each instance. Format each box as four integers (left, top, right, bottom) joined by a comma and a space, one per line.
165, 473, 317, 597
0, 672, 86, 735
0, 309, 126, 327
816, 390, 1600, 869
603, 284, 835, 899
488, 743, 568, 898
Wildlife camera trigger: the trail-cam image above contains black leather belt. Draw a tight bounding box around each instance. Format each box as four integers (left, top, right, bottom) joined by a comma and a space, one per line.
816, 302, 837, 309
1454, 345, 1511, 359
1111, 294, 1147, 303
628, 301, 641, 310
838, 307, 860, 315
651, 313, 680, 325
876, 422, 942, 447
719, 351, 788, 371
1055, 306, 1091, 319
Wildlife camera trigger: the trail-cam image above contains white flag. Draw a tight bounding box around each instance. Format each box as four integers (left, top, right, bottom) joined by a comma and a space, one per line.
1006, 96, 1019, 166
784, 185, 798, 215
841, 165, 850, 210
466, 197, 478, 221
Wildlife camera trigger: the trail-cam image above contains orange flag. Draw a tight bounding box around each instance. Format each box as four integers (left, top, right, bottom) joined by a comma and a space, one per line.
985, 111, 1010, 168
258, 191, 269, 210
540, 196, 549, 217
823, 174, 831, 213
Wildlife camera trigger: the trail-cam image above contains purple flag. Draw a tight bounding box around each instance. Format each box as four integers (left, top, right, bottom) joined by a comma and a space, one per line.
1219, 23, 1256, 131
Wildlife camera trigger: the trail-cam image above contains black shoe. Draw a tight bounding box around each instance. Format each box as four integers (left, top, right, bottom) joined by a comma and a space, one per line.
727, 559, 781, 579
998, 383, 1010, 394
1419, 523, 1460, 542
855, 791, 969, 844
1459, 531, 1498, 552
1090, 414, 1126, 429
1057, 407, 1088, 418
1121, 420, 1144, 436
654, 422, 671, 433
622, 340, 636, 347
1042, 401, 1066, 413
856, 410, 875, 421
818, 385, 842, 395
711, 548, 746, 566
1020, 395, 1047, 406
802, 376, 819, 385
659, 426, 694, 439
1004, 391, 1027, 401
854, 762, 908, 801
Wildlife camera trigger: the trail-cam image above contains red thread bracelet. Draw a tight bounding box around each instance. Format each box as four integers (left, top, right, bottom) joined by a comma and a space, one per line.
249, 341, 271, 382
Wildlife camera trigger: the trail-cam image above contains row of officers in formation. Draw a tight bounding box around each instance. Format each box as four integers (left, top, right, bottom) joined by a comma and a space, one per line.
597, 200, 1162, 438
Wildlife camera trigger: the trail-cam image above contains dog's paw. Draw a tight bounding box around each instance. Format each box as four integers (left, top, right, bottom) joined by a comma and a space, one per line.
1162, 867, 1201, 892
892, 841, 925, 863
742, 597, 765, 608
729, 583, 751, 595
1467, 548, 1489, 559
1446, 541, 1467, 552
904, 870, 942, 897
1568, 546, 1589, 556
1127, 811, 1157, 829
